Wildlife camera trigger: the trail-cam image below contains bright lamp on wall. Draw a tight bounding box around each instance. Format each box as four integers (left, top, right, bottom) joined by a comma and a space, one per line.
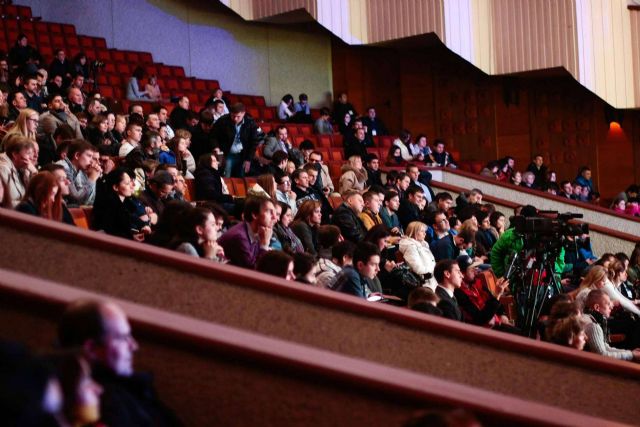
604, 105, 624, 129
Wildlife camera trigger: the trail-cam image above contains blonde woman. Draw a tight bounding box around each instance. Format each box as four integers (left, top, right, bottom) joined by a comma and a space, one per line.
573, 265, 607, 310
2, 108, 38, 147
339, 154, 368, 194
399, 221, 437, 289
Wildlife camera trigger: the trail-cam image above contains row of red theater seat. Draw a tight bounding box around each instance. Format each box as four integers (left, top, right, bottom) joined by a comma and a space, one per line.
0, 4, 32, 20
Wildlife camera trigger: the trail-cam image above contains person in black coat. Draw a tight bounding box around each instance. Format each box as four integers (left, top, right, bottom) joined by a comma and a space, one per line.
397, 186, 424, 230
194, 153, 235, 214
169, 96, 191, 131
433, 259, 464, 321
211, 103, 263, 177
331, 191, 367, 243
93, 168, 151, 240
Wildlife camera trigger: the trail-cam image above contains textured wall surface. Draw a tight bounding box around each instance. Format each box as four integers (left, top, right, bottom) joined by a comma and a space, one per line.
16, 0, 332, 106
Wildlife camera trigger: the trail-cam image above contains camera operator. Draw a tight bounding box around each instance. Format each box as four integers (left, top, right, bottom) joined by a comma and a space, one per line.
490, 205, 566, 281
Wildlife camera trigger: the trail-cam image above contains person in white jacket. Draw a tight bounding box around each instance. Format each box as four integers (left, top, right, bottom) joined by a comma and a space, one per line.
399, 221, 438, 289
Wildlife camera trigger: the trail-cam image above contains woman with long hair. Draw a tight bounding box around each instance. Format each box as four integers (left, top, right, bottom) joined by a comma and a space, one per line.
573, 266, 607, 310
159, 135, 189, 176
126, 66, 150, 101
399, 221, 438, 289
15, 171, 63, 221
2, 108, 38, 146
194, 153, 234, 213
144, 74, 163, 102
92, 168, 151, 240
488, 211, 506, 241
85, 113, 111, 148
273, 201, 305, 254
291, 199, 322, 256
171, 206, 226, 262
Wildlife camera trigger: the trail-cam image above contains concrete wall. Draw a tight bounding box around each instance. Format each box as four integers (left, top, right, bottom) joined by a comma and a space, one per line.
16, 0, 333, 106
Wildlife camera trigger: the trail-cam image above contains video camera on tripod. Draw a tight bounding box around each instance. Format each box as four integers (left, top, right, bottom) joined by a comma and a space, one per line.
506, 211, 588, 337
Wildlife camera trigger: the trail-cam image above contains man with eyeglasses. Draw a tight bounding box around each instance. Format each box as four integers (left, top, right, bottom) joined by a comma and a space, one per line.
275, 171, 297, 215
308, 150, 335, 195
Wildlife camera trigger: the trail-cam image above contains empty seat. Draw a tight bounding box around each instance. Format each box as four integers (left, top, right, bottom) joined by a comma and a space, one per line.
2, 5, 17, 17
65, 36, 79, 47
180, 79, 193, 91
166, 79, 179, 91
35, 22, 48, 33
193, 80, 206, 92
139, 52, 153, 64
254, 96, 266, 107
330, 148, 344, 162
316, 135, 332, 148
299, 125, 313, 136
116, 63, 131, 75
172, 67, 185, 78
62, 24, 76, 36
100, 86, 114, 98
79, 36, 94, 48
247, 106, 260, 119
332, 134, 344, 147
240, 95, 253, 105
96, 50, 111, 61
48, 23, 62, 34
293, 136, 305, 147
125, 51, 139, 63
206, 80, 219, 91
19, 21, 34, 32
111, 50, 125, 62
17, 6, 32, 19
96, 74, 108, 86
261, 107, 275, 121
108, 75, 122, 87
159, 66, 172, 77
94, 38, 107, 49
36, 33, 51, 47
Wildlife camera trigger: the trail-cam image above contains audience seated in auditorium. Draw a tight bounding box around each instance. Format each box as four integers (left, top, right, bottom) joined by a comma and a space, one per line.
380, 190, 403, 236
407, 287, 443, 316
217, 196, 277, 268
365, 153, 383, 187
317, 239, 355, 289
273, 201, 305, 254
39, 163, 75, 224
263, 125, 304, 166
455, 255, 514, 331
332, 190, 367, 243
3, 108, 38, 147
582, 289, 640, 362
308, 150, 335, 195
212, 103, 263, 178
291, 200, 322, 256
145, 75, 163, 102
332, 92, 357, 124
362, 106, 388, 138
277, 94, 295, 122
21, 74, 44, 113
339, 154, 368, 194
118, 121, 143, 157
292, 93, 312, 123
393, 129, 413, 162
138, 170, 174, 217
171, 206, 225, 261
434, 259, 464, 321
430, 139, 457, 168
359, 190, 383, 230
294, 252, 318, 284
0, 135, 35, 207
399, 221, 438, 289
398, 186, 424, 230
314, 107, 333, 135
56, 140, 99, 206
431, 226, 475, 262
344, 127, 370, 160
333, 241, 380, 299
58, 300, 181, 425
93, 168, 152, 240
409, 134, 432, 163
15, 171, 69, 224
406, 164, 434, 202
256, 250, 295, 281
10, 34, 40, 75
204, 88, 230, 116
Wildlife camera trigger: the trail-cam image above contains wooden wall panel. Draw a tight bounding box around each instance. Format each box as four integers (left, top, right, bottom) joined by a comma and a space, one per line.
333, 42, 639, 200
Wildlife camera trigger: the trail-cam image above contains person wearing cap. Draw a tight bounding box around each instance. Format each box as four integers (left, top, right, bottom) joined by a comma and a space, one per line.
455, 254, 515, 331
138, 170, 175, 217
490, 204, 566, 278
